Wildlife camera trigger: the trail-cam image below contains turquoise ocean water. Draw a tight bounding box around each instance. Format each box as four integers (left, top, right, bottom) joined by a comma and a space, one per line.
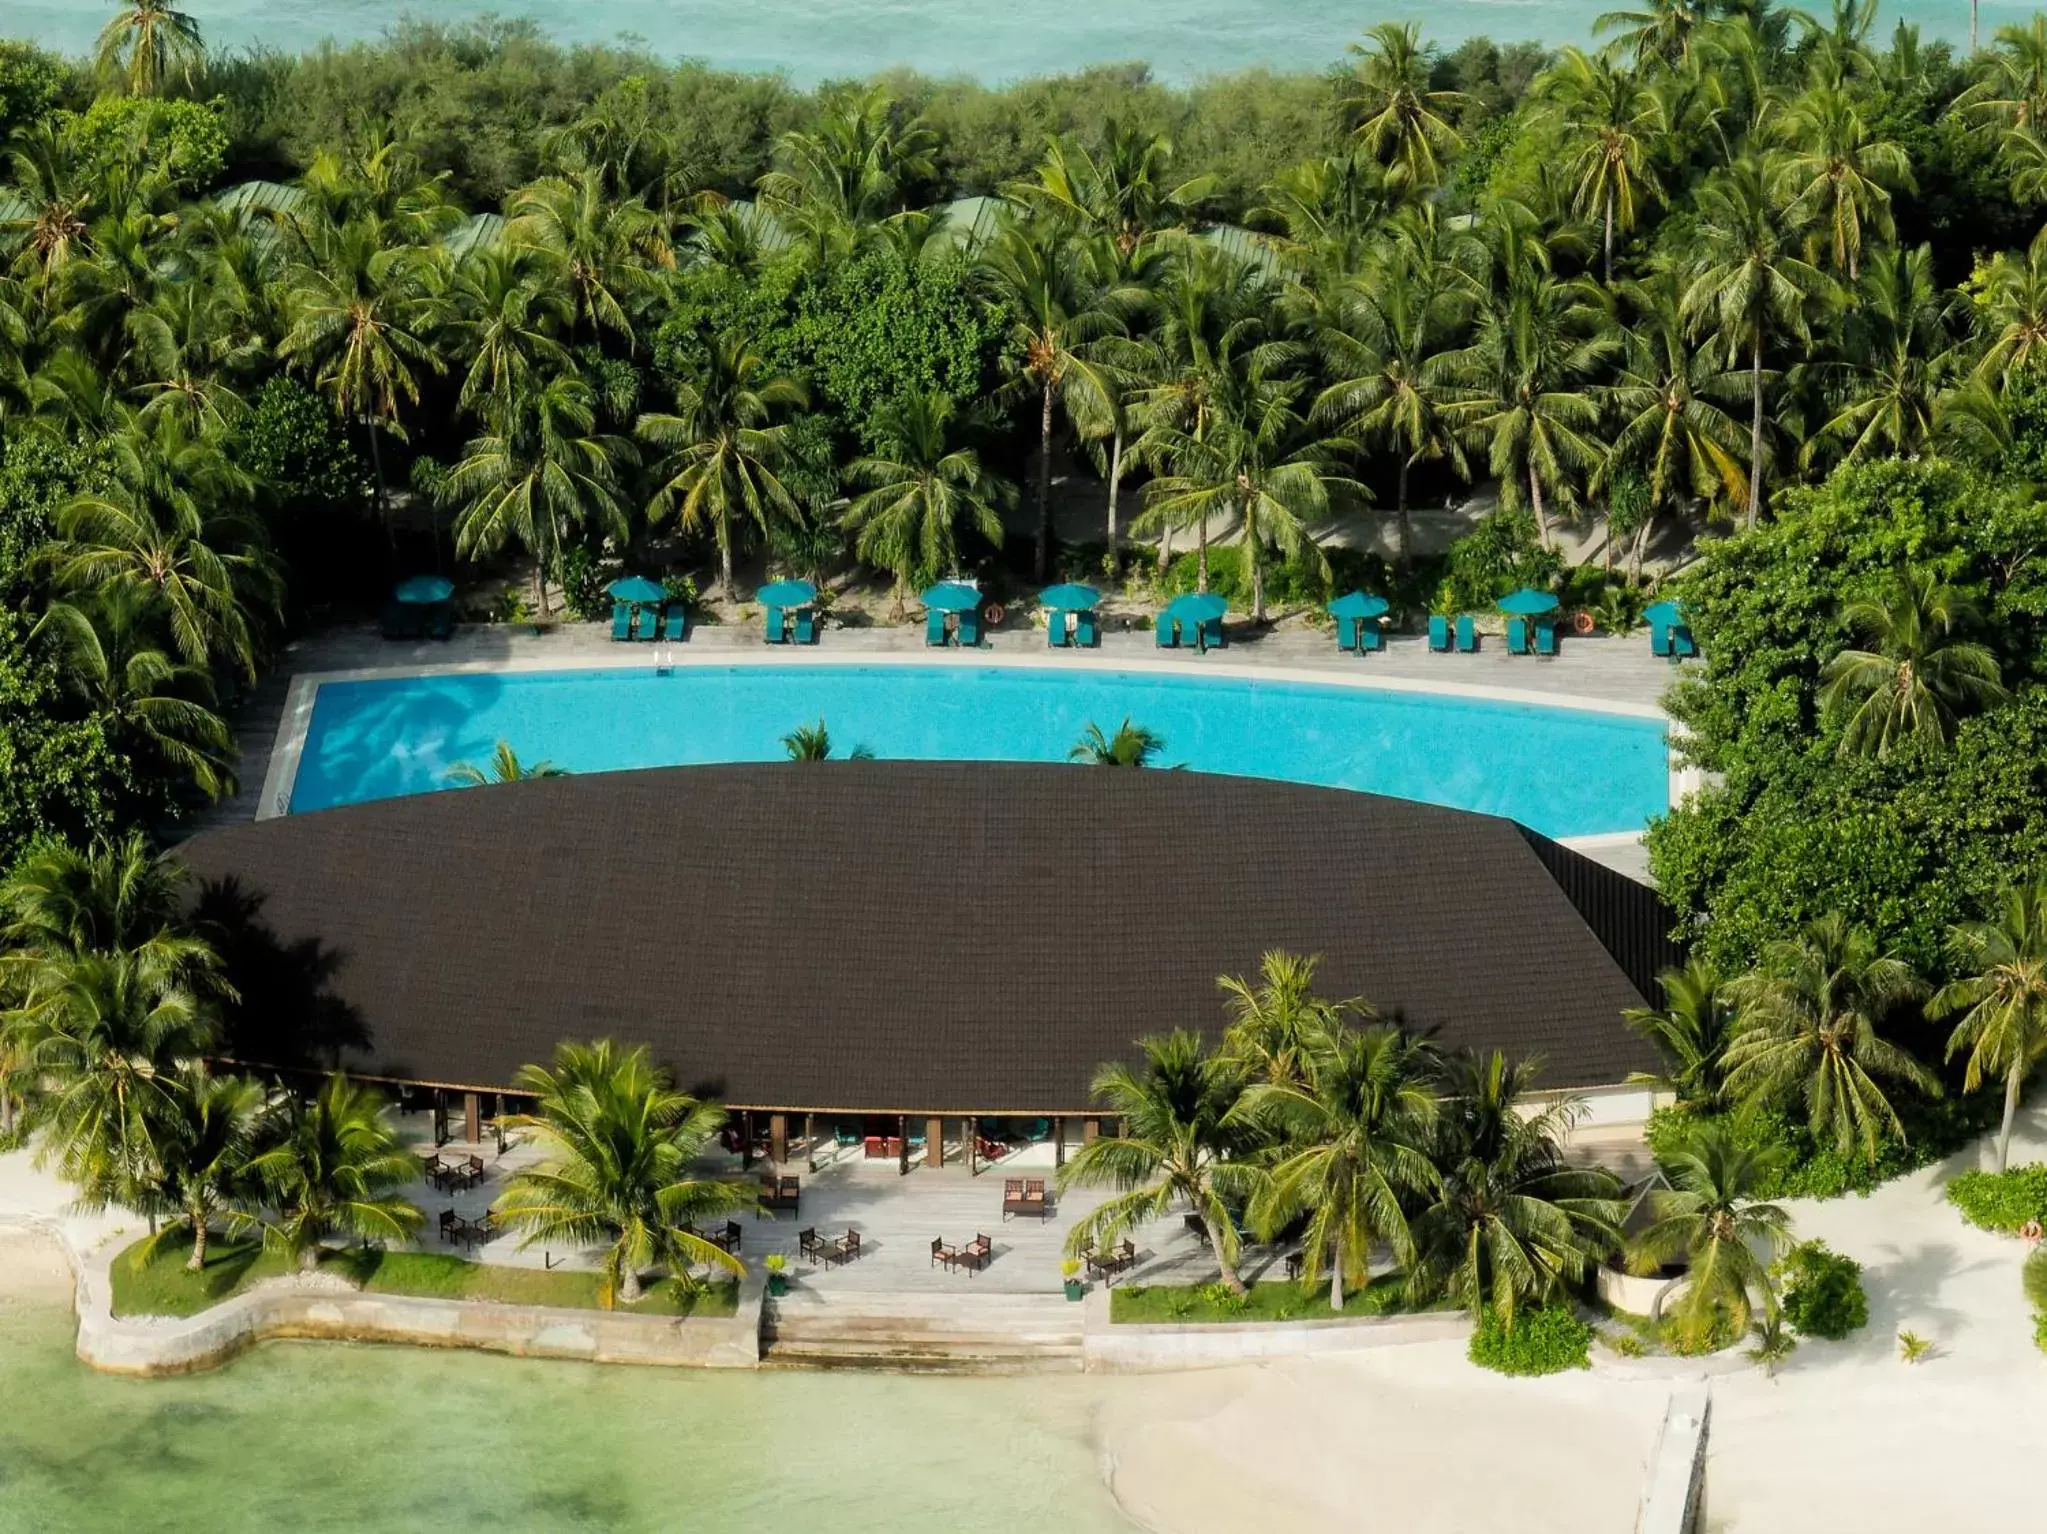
0, 1301, 1131, 1534
288, 662, 1670, 837
0, 0, 2009, 84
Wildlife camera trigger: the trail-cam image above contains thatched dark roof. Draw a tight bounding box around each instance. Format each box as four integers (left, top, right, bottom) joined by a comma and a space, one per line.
173, 763, 1673, 1112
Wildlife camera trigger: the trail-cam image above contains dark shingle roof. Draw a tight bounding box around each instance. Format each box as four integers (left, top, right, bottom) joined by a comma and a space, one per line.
173, 763, 1671, 1110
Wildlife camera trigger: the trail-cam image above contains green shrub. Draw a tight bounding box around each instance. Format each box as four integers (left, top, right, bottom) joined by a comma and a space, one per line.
1646, 1100, 1996, 1203
1468, 1304, 1592, 1376
1948, 1165, 2047, 1233
1775, 1240, 1869, 1340
1435, 509, 1562, 614
2022, 1246, 2047, 1354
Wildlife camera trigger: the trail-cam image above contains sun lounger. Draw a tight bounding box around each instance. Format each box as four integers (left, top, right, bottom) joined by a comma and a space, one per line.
956, 611, 979, 646
1359, 621, 1383, 653
1535, 621, 1557, 658
611, 603, 633, 641
428, 604, 454, 641
927, 609, 948, 647
1047, 612, 1068, 648
1075, 610, 1098, 647
1672, 624, 1697, 658
1200, 616, 1223, 650
1428, 614, 1451, 652
1651, 623, 1671, 658
1455, 614, 1478, 653
793, 609, 816, 644
763, 605, 784, 644
1154, 617, 1176, 649
662, 605, 687, 642
1507, 617, 1529, 655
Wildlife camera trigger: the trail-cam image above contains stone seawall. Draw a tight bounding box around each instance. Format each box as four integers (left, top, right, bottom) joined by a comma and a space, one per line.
1080, 1288, 1474, 1370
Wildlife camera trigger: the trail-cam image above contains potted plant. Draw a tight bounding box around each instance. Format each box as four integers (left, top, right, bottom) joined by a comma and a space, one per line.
1062, 1259, 1085, 1302
764, 1253, 789, 1297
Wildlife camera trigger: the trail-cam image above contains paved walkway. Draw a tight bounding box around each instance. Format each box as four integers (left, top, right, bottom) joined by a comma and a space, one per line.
409, 1113, 1233, 1296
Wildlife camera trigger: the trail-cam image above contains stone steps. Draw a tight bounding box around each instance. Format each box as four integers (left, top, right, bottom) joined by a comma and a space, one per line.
761, 1291, 1086, 1373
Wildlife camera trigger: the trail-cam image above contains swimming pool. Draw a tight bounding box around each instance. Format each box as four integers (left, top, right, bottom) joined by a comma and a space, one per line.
284, 659, 1662, 839
281, 660, 1669, 838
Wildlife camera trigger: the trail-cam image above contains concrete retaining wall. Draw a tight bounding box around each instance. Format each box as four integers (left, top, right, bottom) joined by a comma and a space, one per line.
1080, 1288, 1472, 1371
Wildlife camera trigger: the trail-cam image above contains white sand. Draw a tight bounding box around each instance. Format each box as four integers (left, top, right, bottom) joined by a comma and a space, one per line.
0, 1227, 73, 1305
1100, 1343, 1668, 1534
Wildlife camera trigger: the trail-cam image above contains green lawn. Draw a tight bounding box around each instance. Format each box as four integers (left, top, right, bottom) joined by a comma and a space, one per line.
108, 1233, 740, 1321
1109, 1272, 1416, 1325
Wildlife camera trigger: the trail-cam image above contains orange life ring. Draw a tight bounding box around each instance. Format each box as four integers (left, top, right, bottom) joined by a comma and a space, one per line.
1572, 609, 1596, 635
985, 603, 1007, 625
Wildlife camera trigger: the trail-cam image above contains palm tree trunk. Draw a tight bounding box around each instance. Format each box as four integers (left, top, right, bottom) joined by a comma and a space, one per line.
1196, 516, 1209, 594
365, 419, 395, 554
720, 528, 735, 603
1604, 198, 1615, 285
1246, 499, 1265, 622
1528, 463, 1549, 548
1999, 1063, 2023, 1173
1394, 458, 1412, 570
1200, 1211, 1245, 1295
1156, 522, 1174, 575
1035, 377, 1056, 583
1329, 1256, 1344, 1312
1748, 335, 1764, 531
298, 1241, 321, 1275
1632, 511, 1655, 582
1106, 428, 1124, 566
619, 1263, 643, 1305
188, 1212, 208, 1272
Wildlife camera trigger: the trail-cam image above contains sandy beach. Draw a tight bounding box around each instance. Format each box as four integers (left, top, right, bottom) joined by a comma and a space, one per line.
0, 1227, 73, 1306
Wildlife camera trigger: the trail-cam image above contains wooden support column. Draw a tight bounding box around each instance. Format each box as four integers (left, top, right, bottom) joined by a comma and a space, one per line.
925, 1117, 944, 1169
1083, 1117, 1100, 1146
1055, 1116, 1067, 1168
769, 1113, 788, 1166
462, 1092, 481, 1145
967, 1115, 978, 1177
897, 1114, 910, 1176
805, 1113, 816, 1172
432, 1092, 449, 1148
741, 1110, 754, 1170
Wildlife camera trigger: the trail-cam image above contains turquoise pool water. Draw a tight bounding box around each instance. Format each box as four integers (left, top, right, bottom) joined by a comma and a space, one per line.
287, 663, 1668, 838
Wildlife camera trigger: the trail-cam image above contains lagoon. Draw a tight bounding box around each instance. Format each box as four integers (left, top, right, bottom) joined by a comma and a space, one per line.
0, 0, 2000, 86
0, 1300, 1132, 1534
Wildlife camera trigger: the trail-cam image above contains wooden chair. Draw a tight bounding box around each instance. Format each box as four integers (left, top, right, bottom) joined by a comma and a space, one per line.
956, 1233, 992, 1274
438, 1207, 461, 1243
1001, 1178, 1029, 1220
722, 1220, 743, 1254
1022, 1178, 1050, 1220
777, 1175, 801, 1214
799, 1227, 825, 1264
931, 1236, 958, 1270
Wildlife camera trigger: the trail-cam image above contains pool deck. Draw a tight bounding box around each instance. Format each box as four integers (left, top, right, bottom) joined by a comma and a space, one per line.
199, 618, 1689, 883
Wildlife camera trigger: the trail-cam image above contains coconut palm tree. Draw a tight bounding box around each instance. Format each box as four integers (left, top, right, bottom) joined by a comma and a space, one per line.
6, 945, 220, 1213
96, 0, 204, 96
1803, 244, 1959, 470
443, 244, 573, 428
1058, 1030, 1260, 1294
781, 720, 874, 762
1955, 18, 2047, 134
134, 1066, 265, 1271
446, 741, 567, 786
33, 585, 237, 800
1541, 49, 1666, 283
638, 334, 806, 600
493, 1041, 749, 1306
1013, 122, 1214, 254
507, 170, 670, 346
246, 1073, 422, 1273
1068, 718, 1164, 769
1682, 155, 1827, 528
841, 393, 1013, 603
1604, 271, 1748, 543
1340, 23, 1471, 193
1217, 950, 1365, 1088
1624, 957, 1734, 1104
1243, 1025, 1439, 1309
1771, 86, 1912, 282
1818, 566, 2007, 757
1628, 1119, 1791, 1350
1972, 224, 2047, 386
1931, 884, 2047, 1173
0, 833, 194, 962
1412, 1052, 1625, 1324
445, 370, 636, 617
1313, 211, 1482, 566
981, 220, 1125, 582
756, 86, 935, 257
1595, 0, 1705, 65
1441, 267, 1615, 547
1723, 914, 1940, 1164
